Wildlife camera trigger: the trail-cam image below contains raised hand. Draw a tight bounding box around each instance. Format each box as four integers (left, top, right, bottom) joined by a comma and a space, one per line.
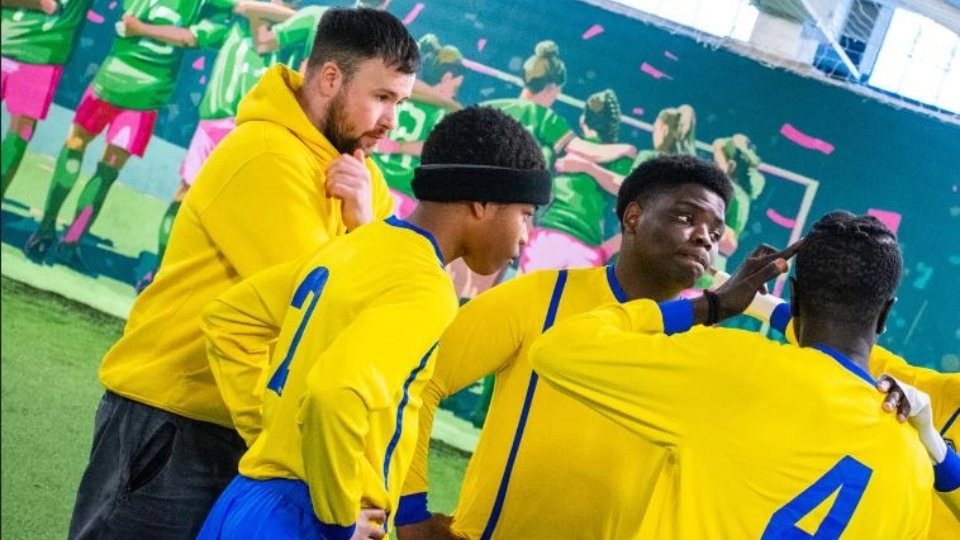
326, 149, 375, 232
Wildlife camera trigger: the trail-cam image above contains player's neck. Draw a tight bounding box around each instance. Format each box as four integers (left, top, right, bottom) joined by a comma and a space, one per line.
799, 319, 876, 370
613, 259, 681, 303
404, 204, 467, 267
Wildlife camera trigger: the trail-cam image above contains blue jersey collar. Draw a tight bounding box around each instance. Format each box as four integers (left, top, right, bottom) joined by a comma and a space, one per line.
385, 216, 444, 267
605, 265, 628, 303
811, 344, 877, 386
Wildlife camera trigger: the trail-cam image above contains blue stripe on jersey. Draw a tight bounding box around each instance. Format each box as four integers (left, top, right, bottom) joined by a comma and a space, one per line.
812, 344, 877, 387
942, 408, 960, 437
605, 264, 628, 303
480, 270, 568, 540
386, 216, 444, 266
770, 302, 792, 334
659, 299, 695, 335
383, 341, 438, 524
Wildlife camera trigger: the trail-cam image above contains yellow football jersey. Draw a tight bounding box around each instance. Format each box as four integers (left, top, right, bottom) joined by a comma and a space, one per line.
532, 299, 933, 539
203, 217, 458, 533
400, 266, 667, 539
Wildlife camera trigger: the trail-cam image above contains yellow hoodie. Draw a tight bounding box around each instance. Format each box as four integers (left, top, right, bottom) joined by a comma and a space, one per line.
99, 64, 395, 428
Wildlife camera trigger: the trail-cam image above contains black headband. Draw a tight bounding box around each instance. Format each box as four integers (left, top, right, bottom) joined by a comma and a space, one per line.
411, 164, 552, 205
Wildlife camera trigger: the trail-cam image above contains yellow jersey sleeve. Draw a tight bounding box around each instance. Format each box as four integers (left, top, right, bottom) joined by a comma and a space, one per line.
198, 152, 337, 278
298, 276, 456, 530
531, 298, 752, 447
398, 273, 540, 518
202, 258, 302, 446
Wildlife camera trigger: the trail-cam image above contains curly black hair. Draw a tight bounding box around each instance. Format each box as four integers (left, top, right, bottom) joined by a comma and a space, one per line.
795, 211, 902, 324
421, 106, 546, 170
615, 154, 733, 223
307, 7, 420, 79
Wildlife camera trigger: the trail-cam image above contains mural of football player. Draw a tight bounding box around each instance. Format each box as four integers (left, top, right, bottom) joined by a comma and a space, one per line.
520, 89, 631, 272
136, 0, 307, 292
712, 133, 764, 268
24, 0, 237, 270
1, 0, 94, 198
372, 33, 463, 219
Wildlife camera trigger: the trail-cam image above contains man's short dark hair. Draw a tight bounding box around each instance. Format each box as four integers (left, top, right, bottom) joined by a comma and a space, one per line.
421, 106, 546, 170
615, 154, 733, 223
307, 7, 420, 80
795, 211, 902, 325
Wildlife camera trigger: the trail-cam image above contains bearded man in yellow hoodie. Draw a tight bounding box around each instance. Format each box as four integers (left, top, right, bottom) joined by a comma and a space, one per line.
67, 7, 420, 540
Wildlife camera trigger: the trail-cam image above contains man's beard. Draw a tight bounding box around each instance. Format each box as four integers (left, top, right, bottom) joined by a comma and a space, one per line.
322, 91, 363, 155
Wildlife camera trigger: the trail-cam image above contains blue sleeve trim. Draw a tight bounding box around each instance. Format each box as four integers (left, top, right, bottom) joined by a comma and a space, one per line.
659, 299, 694, 335
770, 302, 792, 334
934, 447, 960, 492
395, 493, 431, 526
318, 521, 356, 540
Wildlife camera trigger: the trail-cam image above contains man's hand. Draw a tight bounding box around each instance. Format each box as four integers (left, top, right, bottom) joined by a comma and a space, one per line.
712, 241, 801, 321
326, 150, 375, 232
396, 513, 467, 540
351, 507, 387, 539
39, 0, 59, 15
877, 374, 948, 464
117, 14, 144, 38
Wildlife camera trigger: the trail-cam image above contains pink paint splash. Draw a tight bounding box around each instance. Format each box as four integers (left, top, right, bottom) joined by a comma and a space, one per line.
18, 124, 34, 140
199, 75, 207, 85
867, 208, 902, 235
780, 124, 835, 155
402, 3, 424, 25
631, 107, 644, 116
377, 0, 393, 9
108, 1, 117, 9
86, 11, 104, 24
664, 51, 679, 61
582, 24, 604, 40
477, 38, 487, 52
63, 207, 93, 244
640, 62, 671, 80
192, 57, 205, 70
766, 208, 796, 229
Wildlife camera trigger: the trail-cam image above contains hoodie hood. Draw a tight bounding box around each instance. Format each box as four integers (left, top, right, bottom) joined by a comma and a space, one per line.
237, 64, 339, 164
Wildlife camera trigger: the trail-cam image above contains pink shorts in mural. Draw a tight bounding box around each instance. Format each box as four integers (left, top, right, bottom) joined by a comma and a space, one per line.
1, 57, 63, 121
179, 117, 237, 185
520, 227, 605, 273
73, 86, 157, 158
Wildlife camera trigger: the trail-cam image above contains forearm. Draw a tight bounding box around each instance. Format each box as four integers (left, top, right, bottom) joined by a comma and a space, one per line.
2, 0, 54, 12
235, 0, 295, 23
130, 22, 197, 47
564, 137, 635, 163
411, 81, 462, 111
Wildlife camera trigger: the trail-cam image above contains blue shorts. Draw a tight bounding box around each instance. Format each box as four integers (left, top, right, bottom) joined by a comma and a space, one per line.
197, 475, 356, 540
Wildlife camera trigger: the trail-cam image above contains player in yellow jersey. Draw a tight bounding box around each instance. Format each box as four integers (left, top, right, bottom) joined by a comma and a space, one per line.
196, 106, 552, 540
738, 281, 960, 539
532, 212, 945, 539
68, 8, 418, 539
396, 154, 734, 540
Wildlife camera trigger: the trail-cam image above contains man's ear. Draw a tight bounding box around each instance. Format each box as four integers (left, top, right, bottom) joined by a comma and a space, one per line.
316, 61, 343, 97
876, 297, 896, 335
469, 201, 488, 219
622, 202, 641, 234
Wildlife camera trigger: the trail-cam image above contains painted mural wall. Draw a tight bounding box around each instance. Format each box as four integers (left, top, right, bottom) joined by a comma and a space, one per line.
2, 0, 958, 372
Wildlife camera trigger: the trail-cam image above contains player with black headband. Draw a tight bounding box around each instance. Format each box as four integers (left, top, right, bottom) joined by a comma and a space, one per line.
197, 106, 551, 540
